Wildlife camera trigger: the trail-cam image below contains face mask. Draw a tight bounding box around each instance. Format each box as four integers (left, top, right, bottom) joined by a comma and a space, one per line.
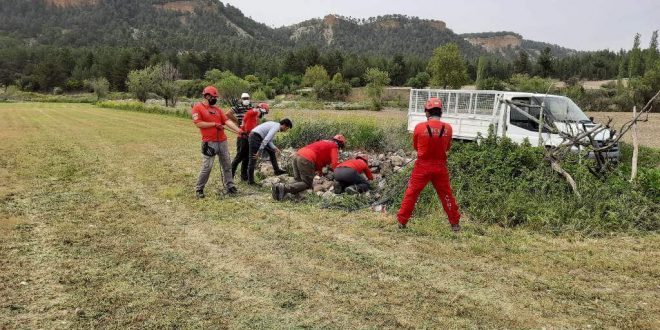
208, 98, 218, 106
242, 99, 250, 106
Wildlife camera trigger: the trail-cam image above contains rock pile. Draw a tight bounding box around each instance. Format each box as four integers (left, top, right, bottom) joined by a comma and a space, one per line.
257, 148, 415, 200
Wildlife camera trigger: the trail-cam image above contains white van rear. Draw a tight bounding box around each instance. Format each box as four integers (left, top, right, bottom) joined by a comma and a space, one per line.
407, 89, 619, 158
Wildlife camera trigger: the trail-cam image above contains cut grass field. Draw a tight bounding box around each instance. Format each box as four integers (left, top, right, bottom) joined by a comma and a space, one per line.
1, 103, 659, 328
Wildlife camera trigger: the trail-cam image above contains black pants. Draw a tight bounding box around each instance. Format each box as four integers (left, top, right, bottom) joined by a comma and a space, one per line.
247, 133, 281, 184
231, 135, 250, 181
334, 167, 370, 193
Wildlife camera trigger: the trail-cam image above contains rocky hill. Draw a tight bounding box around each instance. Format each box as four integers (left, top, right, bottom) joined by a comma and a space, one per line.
461, 32, 578, 59
0, 0, 576, 59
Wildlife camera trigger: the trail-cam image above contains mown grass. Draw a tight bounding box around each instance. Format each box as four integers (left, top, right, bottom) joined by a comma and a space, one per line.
0, 102, 659, 329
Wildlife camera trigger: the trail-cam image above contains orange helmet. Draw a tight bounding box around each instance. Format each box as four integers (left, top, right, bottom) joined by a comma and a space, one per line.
356, 154, 368, 164
332, 134, 346, 147
424, 97, 443, 111
258, 102, 270, 113
202, 86, 218, 97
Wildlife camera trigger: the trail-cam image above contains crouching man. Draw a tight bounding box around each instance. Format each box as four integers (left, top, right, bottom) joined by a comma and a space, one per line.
247, 118, 293, 184
272, 135, 346, 201
192, 86, 241, 198
333, 154, 373, 194
396, 97, 461, 231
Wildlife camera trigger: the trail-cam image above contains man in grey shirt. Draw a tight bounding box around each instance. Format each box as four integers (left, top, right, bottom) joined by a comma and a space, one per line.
247, 119, 293, 185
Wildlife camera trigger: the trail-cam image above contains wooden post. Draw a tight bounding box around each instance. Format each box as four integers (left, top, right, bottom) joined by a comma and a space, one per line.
630, 106, 639, 182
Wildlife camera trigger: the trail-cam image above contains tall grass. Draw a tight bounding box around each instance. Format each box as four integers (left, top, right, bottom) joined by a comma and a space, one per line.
96, 100, 192, 119
275, 119, 410, 152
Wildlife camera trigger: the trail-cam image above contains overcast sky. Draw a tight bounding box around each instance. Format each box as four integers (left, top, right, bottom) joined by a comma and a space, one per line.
228, 0, 659, 51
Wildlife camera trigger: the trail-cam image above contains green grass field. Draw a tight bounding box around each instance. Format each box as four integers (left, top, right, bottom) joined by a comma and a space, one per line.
1, 103, 659, 328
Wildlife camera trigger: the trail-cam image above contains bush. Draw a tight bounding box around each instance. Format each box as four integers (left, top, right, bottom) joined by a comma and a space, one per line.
508, 74, 556, 93
84, 77, 109, 101
275, 119, 408, 152
476, 77, 506, 90
302, 65, 329, 87
251, 89, 268, 101
364, 68, 390, 111
383, 135, 659, 235
96, 100, 191, 119
313, 73, 351, 101
405, 72, 430, 89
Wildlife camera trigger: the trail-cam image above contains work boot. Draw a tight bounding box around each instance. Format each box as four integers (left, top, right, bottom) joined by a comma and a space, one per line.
276, 183, 286, 201
451, 224, 461, 232
274, 169, 287, 176
345, 185, 359, 195
333, 182, 343, 194
227, 186, 238, 195
397, 222, 407, 229
195, 190, 205, 199
271, 183, 279, 200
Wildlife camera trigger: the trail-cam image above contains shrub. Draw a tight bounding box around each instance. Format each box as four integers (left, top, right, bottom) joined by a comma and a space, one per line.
406, 72, 430, 88
96, 100, 191, 119
302, 65, 329, 87
507, 74, 556, 93
383, 135, 659, 235
275, 119, 408, 152
476, 77, 506, 90
84, 77, 110, 101
313, 73, 351, 101
364, 68, 390, 111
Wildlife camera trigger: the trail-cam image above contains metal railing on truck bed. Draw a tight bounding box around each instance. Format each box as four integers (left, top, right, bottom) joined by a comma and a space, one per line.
408, 89, 503, 116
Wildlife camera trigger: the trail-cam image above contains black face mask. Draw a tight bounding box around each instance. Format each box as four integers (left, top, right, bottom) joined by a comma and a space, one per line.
208, 97, 218, 106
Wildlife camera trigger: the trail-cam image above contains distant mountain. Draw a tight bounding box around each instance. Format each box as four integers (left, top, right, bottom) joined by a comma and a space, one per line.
0, 0, 577, 60
461, 32, 578, 59
276, 14, 483, 58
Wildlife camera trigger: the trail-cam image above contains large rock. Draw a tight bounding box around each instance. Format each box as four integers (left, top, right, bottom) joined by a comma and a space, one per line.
259, 163, 274, 176
390, 155, 405, 167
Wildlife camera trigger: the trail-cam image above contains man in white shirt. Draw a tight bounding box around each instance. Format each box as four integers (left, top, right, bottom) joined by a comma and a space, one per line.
247, 119, 293, 185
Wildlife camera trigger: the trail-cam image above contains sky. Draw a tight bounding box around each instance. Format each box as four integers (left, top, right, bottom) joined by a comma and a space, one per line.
228, 0, 660, 51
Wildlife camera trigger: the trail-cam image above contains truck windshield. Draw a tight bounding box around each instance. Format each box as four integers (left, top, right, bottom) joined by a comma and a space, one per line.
539, 96, 590, 123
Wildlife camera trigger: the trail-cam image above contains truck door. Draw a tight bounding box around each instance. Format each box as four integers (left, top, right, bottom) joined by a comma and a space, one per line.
507, 97, 552, 145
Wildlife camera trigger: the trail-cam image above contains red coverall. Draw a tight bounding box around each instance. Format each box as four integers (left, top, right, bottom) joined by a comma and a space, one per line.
397, 119, 460, 226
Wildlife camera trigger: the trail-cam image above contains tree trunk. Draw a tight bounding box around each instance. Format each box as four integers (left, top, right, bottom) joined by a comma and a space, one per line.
630, 106, 639, 181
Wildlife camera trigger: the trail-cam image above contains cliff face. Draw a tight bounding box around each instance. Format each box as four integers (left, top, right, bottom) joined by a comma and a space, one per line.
465, 34, 523, 53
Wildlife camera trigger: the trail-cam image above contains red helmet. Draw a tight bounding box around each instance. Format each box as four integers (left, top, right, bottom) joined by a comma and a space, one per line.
424, 97, 443, 111
356, 154, 368, 164
258, 102, 270, 113
332, 134, 346, 147
202, 86, 218, 97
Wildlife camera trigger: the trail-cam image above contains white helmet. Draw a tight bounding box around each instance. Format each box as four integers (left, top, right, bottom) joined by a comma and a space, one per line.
240, 92, 250, 106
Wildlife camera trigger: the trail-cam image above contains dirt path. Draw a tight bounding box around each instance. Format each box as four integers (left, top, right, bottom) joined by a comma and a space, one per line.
1, 103, 658, 328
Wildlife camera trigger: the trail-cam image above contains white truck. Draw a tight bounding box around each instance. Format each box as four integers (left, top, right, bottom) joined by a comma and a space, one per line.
407, 89, 619, 158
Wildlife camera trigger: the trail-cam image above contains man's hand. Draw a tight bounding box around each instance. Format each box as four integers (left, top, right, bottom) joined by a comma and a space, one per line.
274, 147, 281, 155
253, 150, 262, 160
215, 123, 224, 130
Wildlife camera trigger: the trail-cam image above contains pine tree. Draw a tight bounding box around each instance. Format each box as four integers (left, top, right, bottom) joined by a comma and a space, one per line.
629, 33, 643, 78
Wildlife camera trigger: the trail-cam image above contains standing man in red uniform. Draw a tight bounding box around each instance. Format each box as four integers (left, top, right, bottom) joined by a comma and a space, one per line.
333, 154, 373, 194
231, 102, 270, 181
192, 86, 241, 198
272, 135, 346, 201
397, 97, 461, 231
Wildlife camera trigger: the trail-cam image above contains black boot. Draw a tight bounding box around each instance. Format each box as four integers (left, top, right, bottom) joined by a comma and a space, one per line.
196, 190, 205, 199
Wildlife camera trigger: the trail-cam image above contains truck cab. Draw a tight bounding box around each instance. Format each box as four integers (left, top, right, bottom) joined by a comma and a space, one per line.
407, 89, 619, 158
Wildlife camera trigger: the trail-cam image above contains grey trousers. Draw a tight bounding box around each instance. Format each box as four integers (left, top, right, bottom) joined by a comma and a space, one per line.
195, 141, 235, 192
283, 155, 316, 194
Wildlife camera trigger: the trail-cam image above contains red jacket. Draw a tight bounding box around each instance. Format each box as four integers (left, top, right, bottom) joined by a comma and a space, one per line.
298, 140, 339, 174
337, 159, 373, 180
413, 119, 453, 164
191, 102, 228, 142
239, 109, 260, 135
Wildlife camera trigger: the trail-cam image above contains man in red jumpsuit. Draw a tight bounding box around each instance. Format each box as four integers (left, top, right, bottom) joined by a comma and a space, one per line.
397, 97, 461, 232
272, 135, 346, 201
